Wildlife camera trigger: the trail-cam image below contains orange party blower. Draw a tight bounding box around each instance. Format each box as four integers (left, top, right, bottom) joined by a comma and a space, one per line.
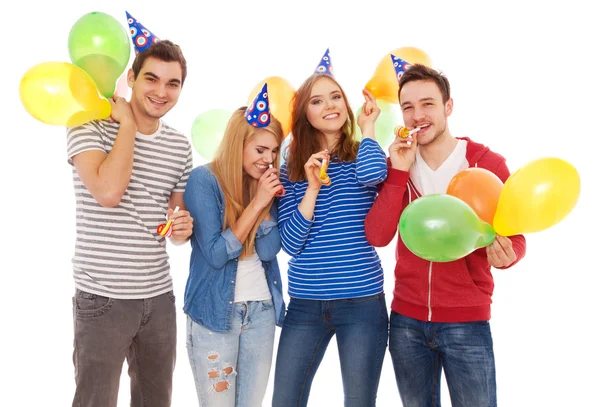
157, 206, 179, 237
319, 156, 331, 186
394, 125, 424, 138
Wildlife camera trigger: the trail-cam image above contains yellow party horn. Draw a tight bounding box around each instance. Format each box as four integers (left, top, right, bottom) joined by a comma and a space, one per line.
319, 156, 331, 186
394, 125, 423, 138
157, 206, 180, 237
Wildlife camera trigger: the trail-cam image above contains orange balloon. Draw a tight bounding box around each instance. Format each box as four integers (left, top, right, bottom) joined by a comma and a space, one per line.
365, 47, 432, 104
446, 168, 504, 225
247, 76, 295, 138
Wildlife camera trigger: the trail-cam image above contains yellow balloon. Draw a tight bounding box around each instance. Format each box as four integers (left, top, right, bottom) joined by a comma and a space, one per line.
493, 157, 580, 236
247, 76, 295, 138
20, 62, 111, 127
366, 46, 432, 104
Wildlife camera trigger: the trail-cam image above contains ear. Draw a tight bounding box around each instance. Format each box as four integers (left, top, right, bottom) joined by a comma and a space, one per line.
445, 98, 453, 117
127, 68, 135, 88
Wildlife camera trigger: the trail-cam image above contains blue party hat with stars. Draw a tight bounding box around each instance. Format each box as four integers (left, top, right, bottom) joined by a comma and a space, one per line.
126, 11, 159, 54
245, 83, 271, 128
391, 54, 412, 82
314, 48, 333, 76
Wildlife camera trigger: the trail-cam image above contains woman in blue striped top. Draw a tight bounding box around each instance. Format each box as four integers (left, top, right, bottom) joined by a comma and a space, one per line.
272, 63, 389, 406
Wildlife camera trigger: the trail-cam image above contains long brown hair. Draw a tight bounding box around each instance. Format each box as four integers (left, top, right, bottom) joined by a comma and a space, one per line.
211, 107, 283, 256
286, 74, 358, 182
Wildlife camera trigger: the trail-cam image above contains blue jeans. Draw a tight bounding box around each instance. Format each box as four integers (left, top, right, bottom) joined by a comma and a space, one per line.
186, 300, 276, 407
272, 293, 388, 407
389, 312, 496, 407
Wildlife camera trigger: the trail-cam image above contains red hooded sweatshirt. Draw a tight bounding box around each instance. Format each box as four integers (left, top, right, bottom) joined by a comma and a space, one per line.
365, 137, 526, 322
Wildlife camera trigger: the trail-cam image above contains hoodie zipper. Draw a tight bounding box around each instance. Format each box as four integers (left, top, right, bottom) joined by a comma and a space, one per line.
427, 262, 433, 321
407, 179, 434, 320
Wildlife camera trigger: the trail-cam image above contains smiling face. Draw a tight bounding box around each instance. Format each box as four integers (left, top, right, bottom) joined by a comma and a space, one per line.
399, 79, 453, 146
242, 130, 280, 179
305, 76, 349, 137
128, 56, 183, 121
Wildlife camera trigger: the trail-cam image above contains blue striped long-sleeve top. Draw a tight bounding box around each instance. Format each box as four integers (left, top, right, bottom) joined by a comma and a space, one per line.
278, 138, 388, 300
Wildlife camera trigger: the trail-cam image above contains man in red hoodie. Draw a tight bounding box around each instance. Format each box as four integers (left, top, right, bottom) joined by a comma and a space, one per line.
365, 64, 526, 407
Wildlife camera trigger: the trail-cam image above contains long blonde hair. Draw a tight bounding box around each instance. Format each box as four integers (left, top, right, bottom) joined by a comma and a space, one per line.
211, 107, 284, 257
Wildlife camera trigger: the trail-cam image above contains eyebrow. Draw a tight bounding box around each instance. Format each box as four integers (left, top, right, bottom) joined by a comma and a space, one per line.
143, 72, 181, 84
400, 97, 435, 107
310, 90, 342, 100
255, 145, 279, 150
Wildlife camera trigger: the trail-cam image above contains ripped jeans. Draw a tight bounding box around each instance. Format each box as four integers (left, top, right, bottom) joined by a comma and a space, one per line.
186, 300, 276, 407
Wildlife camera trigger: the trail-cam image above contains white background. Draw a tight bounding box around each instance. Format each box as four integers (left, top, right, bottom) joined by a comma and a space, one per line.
2, 0, 598, 405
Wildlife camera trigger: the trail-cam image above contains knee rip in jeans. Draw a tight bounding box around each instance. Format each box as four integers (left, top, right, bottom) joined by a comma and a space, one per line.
206, 351, 236, 393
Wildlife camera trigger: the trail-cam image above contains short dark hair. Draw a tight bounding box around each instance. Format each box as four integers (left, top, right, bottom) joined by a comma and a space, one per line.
131, 40, 187, 85
398, 64, 451, 103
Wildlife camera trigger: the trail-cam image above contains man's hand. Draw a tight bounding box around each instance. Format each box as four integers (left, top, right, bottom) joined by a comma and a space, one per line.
168, 207, 193, 244
486, 235, 517, 268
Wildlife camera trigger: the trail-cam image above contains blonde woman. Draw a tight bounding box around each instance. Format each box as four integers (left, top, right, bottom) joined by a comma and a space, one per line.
183, 86, 285, 407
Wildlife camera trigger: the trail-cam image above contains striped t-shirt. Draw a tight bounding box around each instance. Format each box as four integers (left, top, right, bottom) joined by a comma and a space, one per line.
278, 138, 388, 300
66, 119, 193, 299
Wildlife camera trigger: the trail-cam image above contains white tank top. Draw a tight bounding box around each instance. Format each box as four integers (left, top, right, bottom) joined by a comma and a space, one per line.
234, 251, 272, 303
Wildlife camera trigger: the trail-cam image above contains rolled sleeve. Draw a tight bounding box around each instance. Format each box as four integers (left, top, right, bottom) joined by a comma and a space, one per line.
220, 228, 243, 258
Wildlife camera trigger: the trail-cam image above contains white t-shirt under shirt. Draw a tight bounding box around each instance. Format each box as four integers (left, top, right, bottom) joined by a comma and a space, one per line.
410, 140, 469, 195
234, 251, 271, 303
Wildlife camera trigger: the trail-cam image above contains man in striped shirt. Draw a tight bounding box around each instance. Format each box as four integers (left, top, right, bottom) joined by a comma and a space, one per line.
66, 39, 193, 407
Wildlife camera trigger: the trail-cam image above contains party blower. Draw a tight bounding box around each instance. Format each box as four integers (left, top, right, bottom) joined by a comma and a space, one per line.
319, 156, 331, 186
269, 164, 285, 197
157, 206, 179, 237
393, 125, 427, 145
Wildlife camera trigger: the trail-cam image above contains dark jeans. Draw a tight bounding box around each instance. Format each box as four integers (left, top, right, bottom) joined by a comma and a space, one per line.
389, 311, 496, 407
272, 293, 388, 407
71, 289, 177, 407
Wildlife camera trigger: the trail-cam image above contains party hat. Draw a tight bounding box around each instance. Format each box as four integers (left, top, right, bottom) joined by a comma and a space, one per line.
391, 54, 412, 82
245, 83, 271, 127
126, 11, 159, 54
314, 48, 333, 76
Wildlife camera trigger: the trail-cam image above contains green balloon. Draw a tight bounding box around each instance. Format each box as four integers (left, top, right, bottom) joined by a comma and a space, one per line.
191, 109, 232, 161
399, 194, 496, 262
355, 100, 401, 149
68, 12, 131, 98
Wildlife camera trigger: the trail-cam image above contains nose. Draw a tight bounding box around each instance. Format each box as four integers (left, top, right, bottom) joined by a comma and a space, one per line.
413, 106, 426, 123
263, 153, 274, 164
154, 83, 168, 98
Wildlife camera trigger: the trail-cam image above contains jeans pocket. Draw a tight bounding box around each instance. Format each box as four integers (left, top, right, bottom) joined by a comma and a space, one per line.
167, 291, 176, 304
75, 290, 115, 318
260, 299, 274, 310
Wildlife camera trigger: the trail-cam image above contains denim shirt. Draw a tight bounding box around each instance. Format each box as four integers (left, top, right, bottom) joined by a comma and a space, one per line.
183, 164, 286, 333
